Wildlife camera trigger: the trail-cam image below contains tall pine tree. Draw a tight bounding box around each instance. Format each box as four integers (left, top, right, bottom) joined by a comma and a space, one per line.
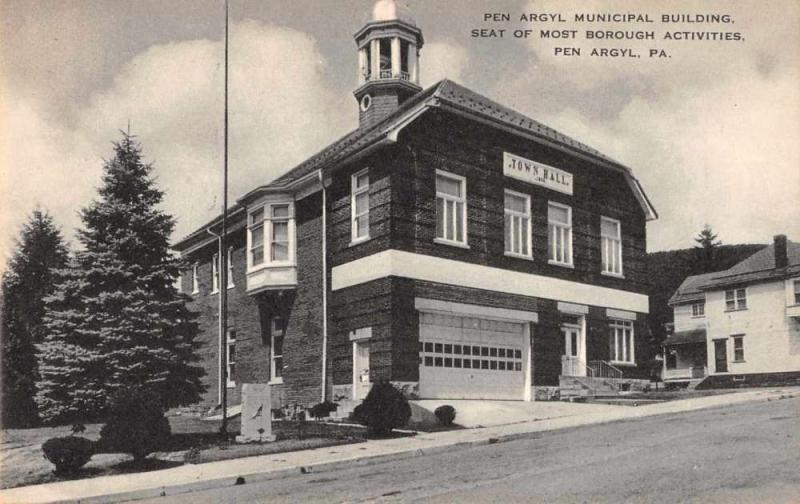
1, 209, 69, 427
37, 133, 204, 424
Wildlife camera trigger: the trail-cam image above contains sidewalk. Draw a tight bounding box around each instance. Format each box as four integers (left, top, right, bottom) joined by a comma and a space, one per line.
1, 387, 795, 504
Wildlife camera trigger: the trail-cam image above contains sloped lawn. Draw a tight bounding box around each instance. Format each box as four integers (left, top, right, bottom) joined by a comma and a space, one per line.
0, 415, 368, 490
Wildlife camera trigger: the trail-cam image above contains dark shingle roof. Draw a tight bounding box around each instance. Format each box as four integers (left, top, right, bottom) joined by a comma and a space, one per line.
700, 240, 800, 289
663, 329, 706, 346
668, 271, 719, 305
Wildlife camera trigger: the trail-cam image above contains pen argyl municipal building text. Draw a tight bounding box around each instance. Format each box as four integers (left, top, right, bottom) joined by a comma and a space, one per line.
173, 0, 659, 412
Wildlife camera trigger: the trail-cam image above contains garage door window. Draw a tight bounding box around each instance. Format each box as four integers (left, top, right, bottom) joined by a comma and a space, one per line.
420, 340, 522, 371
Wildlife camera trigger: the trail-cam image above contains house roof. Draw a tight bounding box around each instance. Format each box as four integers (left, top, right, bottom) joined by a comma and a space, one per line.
174, 79, 658, 251
663, 329, 706, 346
668, 271, 719, 305
700, 240, 800, 290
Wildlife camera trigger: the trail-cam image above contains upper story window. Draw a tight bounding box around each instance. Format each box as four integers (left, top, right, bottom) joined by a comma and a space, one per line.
270, 317, 285, 383
211, 253, 219, 294
435, 170, 467, 246
192, 263, 199, 294
248, 202, 295, 270
351, 170, 370, 243
794, 280, 800, 305
504, 190, 531, 258
548, 202, 573, 266
692, 301, 705, 317
226, 247, 234, 288
601, 217, 623, 276
610, 319, 634, 364
725, 288, 747, 311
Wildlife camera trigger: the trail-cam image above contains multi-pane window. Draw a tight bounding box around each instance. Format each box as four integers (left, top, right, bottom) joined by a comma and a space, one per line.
548, 202, 573, 265
504, 190, 531, 257
351, 170, 370, 242
211, 253, 219, 293
794, 280, 800, 305
271, 317, 285, 382
419, 341, 523, 372
692, 301, 705, 317
248, 203, 294, 269
435, 170, 467, 245
226, 329, 236, 387
249, 208, 265, 266
610, 319, 634, 364
725, 288, 747, 311
732, 335, 745, 362
601, 217, 623, 275
226, 247, 234, 288
192, 264, 199, 294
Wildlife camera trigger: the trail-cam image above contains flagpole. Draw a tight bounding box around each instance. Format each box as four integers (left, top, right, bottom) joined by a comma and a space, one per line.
219, 0, 230, 437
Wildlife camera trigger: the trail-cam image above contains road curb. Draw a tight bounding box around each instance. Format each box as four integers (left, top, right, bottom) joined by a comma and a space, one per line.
31, 389, 795, 504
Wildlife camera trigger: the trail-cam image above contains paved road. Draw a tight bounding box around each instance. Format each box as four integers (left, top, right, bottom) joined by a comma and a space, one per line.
141, 396, 800, 503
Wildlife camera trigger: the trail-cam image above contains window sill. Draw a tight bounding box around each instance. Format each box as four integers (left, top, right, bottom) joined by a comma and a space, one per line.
601, 271, 625, 279
732, 360, 746, 363
349, 236, 371, 247
504, 251, 534, 261
690, 315, 706, 319
434, 238, 470, 249
724, 308, 748, 313
609, 361, 636, 366
548, 260, 574, 269
226, 382, 236, 389
191, 290, 199, 295
268, 378, 284, 385
210, 289, 219, 296
247, 262, 296, 274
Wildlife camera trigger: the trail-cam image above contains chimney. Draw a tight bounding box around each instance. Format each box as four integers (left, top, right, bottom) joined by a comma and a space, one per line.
774, 234, 788, 269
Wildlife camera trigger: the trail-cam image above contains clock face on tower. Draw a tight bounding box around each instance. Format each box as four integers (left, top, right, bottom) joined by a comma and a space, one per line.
360, 94, 372, 112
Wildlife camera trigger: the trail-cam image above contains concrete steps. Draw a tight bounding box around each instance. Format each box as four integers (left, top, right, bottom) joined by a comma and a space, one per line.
559, 376, 621, 400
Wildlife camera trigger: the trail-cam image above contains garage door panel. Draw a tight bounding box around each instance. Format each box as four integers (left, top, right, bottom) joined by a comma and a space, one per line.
419, 313, 526, 400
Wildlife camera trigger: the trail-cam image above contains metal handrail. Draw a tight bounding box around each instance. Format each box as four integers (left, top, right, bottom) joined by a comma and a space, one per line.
588, 360, 624, 380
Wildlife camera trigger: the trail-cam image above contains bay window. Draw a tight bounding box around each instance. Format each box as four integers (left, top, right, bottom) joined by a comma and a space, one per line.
610, 319, 634, 364
548, 202, 572, 266
435, 170, 467, 246
601, 216, 623, 275
504, 190, 531, 257
351, 170, 370, 242
247, 202, 295, 270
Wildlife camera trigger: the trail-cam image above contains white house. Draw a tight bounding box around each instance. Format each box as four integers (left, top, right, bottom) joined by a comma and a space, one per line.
665, 235, 800, 388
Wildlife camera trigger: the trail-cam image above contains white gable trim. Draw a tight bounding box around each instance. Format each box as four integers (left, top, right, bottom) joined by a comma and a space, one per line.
332, 249, 649, 313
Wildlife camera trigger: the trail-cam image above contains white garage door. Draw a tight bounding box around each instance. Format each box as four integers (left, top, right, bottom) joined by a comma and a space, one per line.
418, 311, 527, 400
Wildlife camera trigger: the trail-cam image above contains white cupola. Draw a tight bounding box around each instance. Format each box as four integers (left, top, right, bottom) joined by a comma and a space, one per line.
353, 0, 424, 128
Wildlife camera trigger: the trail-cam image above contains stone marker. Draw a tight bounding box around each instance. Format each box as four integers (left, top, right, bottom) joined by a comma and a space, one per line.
236, 383, 275, 443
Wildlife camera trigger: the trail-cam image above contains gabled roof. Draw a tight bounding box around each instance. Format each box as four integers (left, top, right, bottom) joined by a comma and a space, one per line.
668, 271, 719, 305
700, 240, 800, 290
175, 79, 658, 250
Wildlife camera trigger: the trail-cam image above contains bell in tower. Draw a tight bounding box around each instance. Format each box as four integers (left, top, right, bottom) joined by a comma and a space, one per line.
353, 0, 424, 128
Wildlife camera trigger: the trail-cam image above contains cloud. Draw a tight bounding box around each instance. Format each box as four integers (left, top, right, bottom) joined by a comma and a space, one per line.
420, 40, 470, 86
1, 21, 347, 265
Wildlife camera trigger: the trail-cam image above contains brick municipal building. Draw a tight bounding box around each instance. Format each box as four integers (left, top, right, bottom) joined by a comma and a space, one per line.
173, 0, 659, 413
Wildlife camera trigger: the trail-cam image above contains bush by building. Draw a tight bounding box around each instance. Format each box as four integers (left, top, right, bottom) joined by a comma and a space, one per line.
41, 436, 94, 474
434, 405, 456, 426
99, 388, 171, 464
352, 382, 411, 436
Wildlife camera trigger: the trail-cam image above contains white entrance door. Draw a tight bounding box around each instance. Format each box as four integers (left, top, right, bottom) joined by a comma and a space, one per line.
353, 340, 371, 400
418, 312, 528, 400
561, 325, 586, 376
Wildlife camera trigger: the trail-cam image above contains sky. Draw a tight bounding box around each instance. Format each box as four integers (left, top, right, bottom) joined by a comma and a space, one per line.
1, 0, 798, 268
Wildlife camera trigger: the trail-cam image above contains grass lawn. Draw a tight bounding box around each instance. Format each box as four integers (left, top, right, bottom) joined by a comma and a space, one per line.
0, 415, 369, 490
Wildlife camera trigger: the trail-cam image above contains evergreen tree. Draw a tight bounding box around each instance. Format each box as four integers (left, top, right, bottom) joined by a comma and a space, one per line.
37, 133, 203, 424
694, 224, 722, 272
1, 209, 69, 427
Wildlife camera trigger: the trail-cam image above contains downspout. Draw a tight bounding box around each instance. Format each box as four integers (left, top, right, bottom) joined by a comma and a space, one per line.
206, 227, 224, 406
319, 171, 329, 403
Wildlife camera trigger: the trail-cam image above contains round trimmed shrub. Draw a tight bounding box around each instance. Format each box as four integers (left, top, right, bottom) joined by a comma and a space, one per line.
42, 436, 94, 474
352, 382, 411, 437
434, 405, 456, 426
99, 388, 171, 464
309, 401, 339, 420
